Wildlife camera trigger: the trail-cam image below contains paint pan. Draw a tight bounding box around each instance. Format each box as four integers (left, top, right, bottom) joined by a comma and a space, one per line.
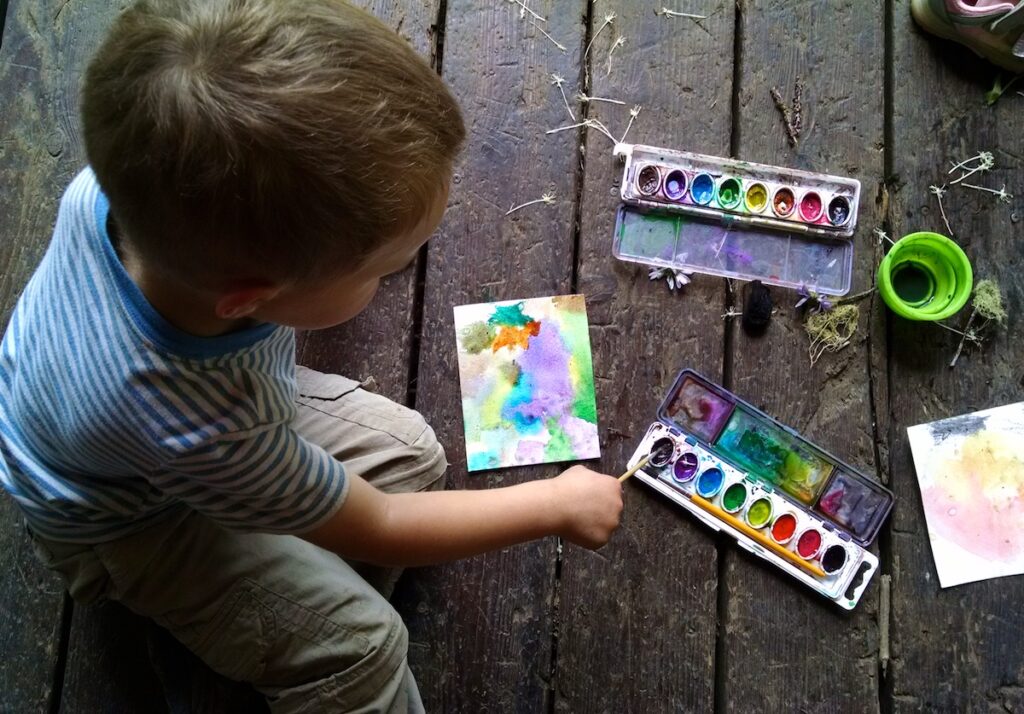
772, 187, 796, 217
799, 191, 824, 222
827, 196, 851, 227
796, 528, 823, 559
745, 497, 774, 529
673, 451, 700, 483
696, 467, 726, 498
770, 512, 798, 544
716, 177, 743, 210
630, 369, 892, 610
690, 173, 716, 205
745, 182, 768, 213
721, 481, 748, 513
637, 165, 661, 196
616, 144, 862, 240
820, 544, 849, 575
649, 437, 676, 467
663, 169, 688, 201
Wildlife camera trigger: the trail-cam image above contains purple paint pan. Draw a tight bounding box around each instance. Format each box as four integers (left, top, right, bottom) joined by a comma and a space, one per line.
663, 169, 688, 201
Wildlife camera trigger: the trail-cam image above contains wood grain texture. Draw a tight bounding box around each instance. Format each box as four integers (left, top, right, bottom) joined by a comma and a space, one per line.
888, 2, 1024, 711
0, 0, 111, 709
552, 4, 735, 712
720, 1, 886, 711
395, 1, 587, 710
295, 0, 440, 405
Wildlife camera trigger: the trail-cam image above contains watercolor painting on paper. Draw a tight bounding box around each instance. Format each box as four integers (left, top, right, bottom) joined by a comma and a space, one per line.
907, 402, 1024, 587
454, 295, 600, 472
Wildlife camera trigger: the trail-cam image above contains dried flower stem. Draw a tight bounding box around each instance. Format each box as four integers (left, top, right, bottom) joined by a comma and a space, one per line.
546, 119, 617, 144
606, 36, 626, 76
546, 121, 590, 135
657, 8, 707, 19
874, 228, 895, 246
576, 92, 626, 105
929, 185, 954, 236
947, 151, 994, 184
550, 74, 575, 121
584, 13, 616, 58
508, 0, 545, 23
586, 117, 618, 143
954, 182, 1011, 201
619, 105, 642, 143
505, 192, 556, 215
530, 20, 567, 52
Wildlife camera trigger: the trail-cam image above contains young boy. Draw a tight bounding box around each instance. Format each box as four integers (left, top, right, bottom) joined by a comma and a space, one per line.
0, 1, 624, 711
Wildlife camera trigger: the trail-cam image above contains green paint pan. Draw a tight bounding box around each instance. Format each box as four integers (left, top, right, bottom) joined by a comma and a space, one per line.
876, 232, 973, 321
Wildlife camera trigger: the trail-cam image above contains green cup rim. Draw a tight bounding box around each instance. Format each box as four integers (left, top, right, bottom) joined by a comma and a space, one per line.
877, 232, 973, 321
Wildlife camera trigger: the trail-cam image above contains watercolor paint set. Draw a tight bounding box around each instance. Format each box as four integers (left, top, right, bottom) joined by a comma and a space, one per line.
627, 370, 893, 609
611, 143, 862, 295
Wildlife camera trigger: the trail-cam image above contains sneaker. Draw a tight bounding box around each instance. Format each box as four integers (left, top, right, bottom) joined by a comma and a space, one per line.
911, 0, 1024, 72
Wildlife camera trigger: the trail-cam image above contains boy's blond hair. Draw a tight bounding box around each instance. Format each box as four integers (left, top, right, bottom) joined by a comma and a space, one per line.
83, 0, 464, 285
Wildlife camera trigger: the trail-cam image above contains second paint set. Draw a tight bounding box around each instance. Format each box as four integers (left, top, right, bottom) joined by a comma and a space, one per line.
612, 143, 861, 295
627, 370, 893, 609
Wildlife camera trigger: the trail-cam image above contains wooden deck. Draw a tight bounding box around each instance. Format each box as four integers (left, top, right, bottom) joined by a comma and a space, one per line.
2, 0, 1023, 711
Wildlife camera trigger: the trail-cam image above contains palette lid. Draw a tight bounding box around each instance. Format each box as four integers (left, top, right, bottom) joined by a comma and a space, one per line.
655, 369, 894, 546
613, 205, 853, 296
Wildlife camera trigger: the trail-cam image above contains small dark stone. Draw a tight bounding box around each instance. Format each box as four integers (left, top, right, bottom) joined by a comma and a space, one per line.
742, 280, 772, 336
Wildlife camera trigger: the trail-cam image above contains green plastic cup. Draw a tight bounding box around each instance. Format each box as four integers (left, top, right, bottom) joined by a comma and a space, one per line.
876, 232, 973, 321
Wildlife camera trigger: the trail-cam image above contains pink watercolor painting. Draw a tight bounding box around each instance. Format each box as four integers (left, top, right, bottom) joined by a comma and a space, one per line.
907, 402, 1024, 588
454, 295, 600, 472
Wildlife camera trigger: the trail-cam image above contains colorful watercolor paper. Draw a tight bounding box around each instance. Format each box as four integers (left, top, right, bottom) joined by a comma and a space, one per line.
454, 295, 600, 472
908, 402, 1024, 588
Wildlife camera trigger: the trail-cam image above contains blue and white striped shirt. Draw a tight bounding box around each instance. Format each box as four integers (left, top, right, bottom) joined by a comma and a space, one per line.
0, 169, 348, 543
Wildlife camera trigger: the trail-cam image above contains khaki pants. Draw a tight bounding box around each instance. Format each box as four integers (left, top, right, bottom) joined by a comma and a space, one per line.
29, 366, 447, 714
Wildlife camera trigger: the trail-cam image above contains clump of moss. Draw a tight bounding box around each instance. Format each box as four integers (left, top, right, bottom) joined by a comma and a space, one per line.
972, 279, 1006, 323
806, 304, 860, 366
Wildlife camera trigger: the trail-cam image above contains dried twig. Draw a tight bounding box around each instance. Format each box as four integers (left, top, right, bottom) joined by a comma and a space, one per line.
505, 191, 556, 215
791, 76, 804, 137
550, 74, 575, 122
619, 105, 642, 144
770, 87, 798, 146
929, 185, 954, 236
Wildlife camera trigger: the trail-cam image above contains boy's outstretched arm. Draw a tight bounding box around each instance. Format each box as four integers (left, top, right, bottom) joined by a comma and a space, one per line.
303, 465, 624, 566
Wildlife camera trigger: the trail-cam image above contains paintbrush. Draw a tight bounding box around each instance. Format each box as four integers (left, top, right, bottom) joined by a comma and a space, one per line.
690, 493, 826, 578
618, 454, 651, 483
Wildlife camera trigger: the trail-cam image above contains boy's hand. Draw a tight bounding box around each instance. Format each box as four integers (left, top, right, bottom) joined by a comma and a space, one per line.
550, 465, 624, 549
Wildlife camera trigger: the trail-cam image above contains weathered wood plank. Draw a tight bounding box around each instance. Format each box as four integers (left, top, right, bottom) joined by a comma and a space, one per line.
553, 4, 734, 712
888, 2, 1024, 711
0, 0, 106, 709
398, 1, 587, 710
296, 0, 440, 405
721, 1, 886, 711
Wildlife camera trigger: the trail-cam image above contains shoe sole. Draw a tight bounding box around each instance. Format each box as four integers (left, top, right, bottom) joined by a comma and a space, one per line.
910, 0, 1024, 73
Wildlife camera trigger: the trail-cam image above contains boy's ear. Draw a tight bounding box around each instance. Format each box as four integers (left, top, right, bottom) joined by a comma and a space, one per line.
214, 280, 283, 320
